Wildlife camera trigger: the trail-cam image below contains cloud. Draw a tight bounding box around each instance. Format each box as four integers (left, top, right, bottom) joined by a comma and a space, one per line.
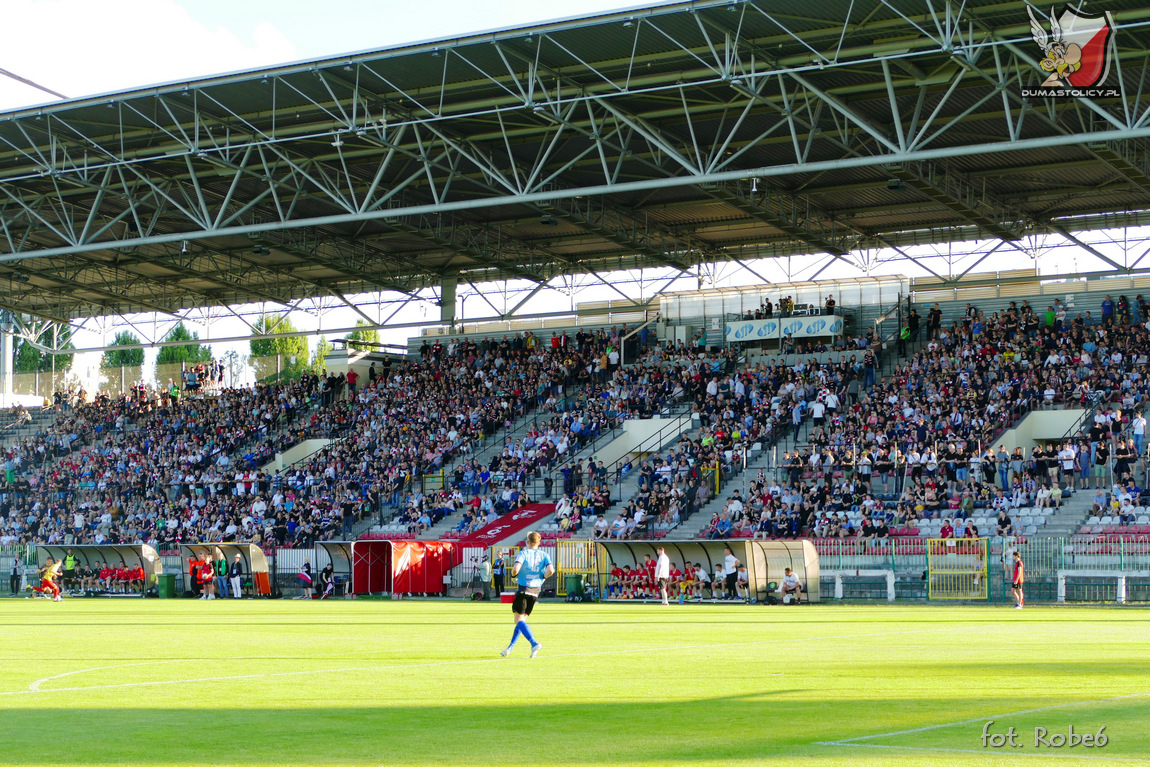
0, 0, 297, 111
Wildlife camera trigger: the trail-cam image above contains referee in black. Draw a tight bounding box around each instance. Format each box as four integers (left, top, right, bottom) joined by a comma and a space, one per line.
10, 556, 22, 594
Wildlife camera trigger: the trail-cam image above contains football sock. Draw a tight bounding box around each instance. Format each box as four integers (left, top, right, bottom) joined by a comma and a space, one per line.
508, 622, 523, 649
519, 621, 538, 647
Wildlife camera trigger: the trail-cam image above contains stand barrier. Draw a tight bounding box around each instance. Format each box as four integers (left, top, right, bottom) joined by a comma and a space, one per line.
556, 540, 598, 597
821, 569, 895, 601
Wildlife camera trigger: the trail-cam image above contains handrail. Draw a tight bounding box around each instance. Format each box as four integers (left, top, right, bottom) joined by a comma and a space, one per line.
620, 313, 659, 367
604, 408, 694, 481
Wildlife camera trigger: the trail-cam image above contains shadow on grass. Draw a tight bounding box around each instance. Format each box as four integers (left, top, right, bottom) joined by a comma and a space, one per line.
9, 692, 1144, 765
1, 692, 857, 765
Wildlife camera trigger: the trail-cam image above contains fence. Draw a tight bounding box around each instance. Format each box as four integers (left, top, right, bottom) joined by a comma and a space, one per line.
16, 536, 1150, 603
0, 544, 35, 593
810, 536, 1150, 603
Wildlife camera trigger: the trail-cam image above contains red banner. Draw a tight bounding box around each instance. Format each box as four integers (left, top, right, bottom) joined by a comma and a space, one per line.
455, 503, 556, 549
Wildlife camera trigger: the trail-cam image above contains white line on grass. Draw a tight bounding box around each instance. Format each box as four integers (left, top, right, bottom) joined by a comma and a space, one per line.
0, 624, 972, 697
816, 689, 1150, 744
27, 660, 188, 691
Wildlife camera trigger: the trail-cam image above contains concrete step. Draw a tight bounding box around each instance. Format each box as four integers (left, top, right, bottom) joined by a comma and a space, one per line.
1035, 489, 1097, 538
666, 418, 812, 540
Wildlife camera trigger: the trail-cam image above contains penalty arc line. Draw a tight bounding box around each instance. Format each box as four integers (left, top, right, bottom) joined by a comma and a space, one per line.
0, 624, 973, 697
28, 660, 188, 691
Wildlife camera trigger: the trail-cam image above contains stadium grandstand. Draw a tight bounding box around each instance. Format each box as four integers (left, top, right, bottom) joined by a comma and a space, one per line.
3, 0, 1150, 607
9, 5, 1150, 767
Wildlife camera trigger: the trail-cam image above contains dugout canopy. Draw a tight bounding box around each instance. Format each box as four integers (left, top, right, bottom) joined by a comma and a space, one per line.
179, 544, 271, 596
597, 539, 819, 602
37, 544, 162, 584
352, 540, 455, 595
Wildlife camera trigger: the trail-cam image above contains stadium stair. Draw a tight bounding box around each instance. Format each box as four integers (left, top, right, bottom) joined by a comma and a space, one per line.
673, 416, 815, 539
1041, 489, 1104, 539
366, 381, 615, 540
413, 401, 625, 540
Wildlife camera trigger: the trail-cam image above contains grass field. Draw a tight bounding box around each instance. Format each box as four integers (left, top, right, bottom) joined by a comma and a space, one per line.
1, 599, 1147, 767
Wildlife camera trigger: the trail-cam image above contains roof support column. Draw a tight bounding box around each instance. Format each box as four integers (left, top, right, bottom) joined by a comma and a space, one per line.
0, 314, 13, 405
441, 277, 457, 328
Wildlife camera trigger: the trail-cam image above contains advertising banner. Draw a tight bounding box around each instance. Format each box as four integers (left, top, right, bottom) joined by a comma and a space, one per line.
725, 314, 843, 343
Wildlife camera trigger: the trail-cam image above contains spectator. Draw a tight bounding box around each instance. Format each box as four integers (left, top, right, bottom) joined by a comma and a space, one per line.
781, 567, 803, 603
229, 554, 244, 599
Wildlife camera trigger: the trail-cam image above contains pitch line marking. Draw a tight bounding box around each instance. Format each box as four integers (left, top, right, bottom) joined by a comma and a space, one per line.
27, 660, 188, 691
816, 689, 1150, 745
0, 624, 971, 697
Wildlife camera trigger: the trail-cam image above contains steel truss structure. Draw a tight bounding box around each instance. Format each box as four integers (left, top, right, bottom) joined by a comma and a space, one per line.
3, 0, 1150, 348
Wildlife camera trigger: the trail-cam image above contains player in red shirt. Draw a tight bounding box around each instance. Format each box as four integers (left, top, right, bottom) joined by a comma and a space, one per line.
629, 565, 644, 599
1012, 551, 1025, 609
608, 565, 625, 598
98, 565, 112, 592
643, 557, 657, 598
668, 564, 684, 601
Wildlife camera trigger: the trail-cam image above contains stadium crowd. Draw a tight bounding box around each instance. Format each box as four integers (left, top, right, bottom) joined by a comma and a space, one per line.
2, 294, 1147, 552
689, 296, 1150, 541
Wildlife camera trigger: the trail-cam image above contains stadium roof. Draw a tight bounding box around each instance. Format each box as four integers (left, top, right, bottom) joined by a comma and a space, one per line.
3, 0, 1150, 322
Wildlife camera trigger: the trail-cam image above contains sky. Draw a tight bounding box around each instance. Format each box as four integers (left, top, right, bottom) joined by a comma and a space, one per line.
0, 0, 670, 109
0, 0, 677, 392
0, 0, 1138, 393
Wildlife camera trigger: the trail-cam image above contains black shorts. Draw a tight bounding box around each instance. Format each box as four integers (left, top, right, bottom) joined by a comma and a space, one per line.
512, 587, 538, 616
657, 577, 670, 590
1013, 581, 1024, 590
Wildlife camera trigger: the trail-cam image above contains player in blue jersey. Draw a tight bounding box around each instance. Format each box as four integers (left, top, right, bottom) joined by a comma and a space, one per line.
501, 531, 555, 659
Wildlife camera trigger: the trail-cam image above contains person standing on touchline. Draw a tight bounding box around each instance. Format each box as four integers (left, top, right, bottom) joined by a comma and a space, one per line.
501, 532, 554, 658
655, 546, 671, 605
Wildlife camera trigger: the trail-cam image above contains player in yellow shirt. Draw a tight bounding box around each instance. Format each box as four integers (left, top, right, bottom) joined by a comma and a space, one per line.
33, 557, 63, 601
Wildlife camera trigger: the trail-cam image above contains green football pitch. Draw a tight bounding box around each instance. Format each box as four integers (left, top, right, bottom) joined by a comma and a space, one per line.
1, 599, 1147, 767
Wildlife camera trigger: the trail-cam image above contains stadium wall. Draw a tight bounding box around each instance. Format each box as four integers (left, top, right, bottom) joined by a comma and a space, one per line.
588, 414, 693, 471
261, 439, 332, 472
990, 409, 1087, 453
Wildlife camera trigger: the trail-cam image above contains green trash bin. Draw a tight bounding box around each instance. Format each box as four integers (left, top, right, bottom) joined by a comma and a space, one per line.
564, 574, 584, 599
157, 573, 176, 599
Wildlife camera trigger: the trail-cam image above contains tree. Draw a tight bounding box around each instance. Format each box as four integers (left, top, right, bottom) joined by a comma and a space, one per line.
222, 349, 246, 388
155, 323, 212, 367
13, 322, 74, 375
250, 314, 308, 381
13, 339, 41, 374
310, 336, 333, 375
99, 330, 146, 393
101, 331, 145, 369
345, 319, 379, 351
